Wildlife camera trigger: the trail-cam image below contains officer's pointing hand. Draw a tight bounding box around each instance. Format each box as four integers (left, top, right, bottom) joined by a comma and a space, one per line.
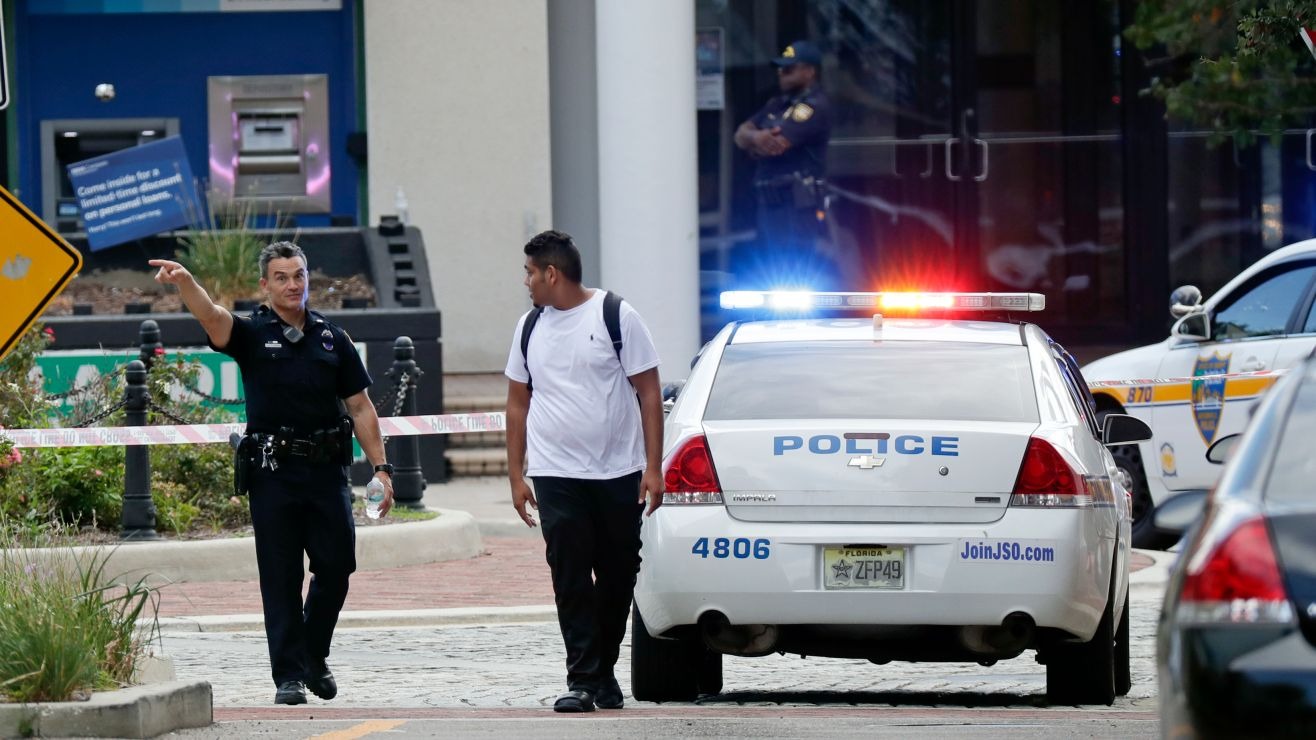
148, 259, 192, 286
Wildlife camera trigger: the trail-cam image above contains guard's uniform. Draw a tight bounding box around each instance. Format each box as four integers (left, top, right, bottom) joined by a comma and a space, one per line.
746, 84, 835, 284
212, 305, 371, 688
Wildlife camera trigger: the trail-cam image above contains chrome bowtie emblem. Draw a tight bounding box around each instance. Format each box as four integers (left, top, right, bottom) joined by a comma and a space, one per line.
848, 455, 885, 469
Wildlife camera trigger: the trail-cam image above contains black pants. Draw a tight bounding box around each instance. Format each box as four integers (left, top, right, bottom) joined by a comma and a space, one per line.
533, 472, 644, 693
247, 458, 356, 687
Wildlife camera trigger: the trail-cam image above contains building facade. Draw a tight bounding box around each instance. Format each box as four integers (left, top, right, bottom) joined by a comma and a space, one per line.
6, 0, 1314, 372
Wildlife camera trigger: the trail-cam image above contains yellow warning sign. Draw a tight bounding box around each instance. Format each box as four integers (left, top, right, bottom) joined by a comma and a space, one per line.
0, 186, 82, 363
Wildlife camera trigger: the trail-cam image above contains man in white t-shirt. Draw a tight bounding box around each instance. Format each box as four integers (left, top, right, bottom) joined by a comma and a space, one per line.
504, 230, 664, 713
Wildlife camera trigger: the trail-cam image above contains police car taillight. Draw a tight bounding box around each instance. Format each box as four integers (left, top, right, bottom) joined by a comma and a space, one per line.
662, 435, 723, 505
719, 290, 1045, 312
1009, 438, 1094, 508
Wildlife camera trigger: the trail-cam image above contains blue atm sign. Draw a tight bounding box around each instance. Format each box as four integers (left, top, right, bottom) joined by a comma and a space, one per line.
66, 136, 197, 251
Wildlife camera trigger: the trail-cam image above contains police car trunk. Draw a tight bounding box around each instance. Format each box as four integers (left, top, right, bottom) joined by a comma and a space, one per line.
697, 322, 1038, 524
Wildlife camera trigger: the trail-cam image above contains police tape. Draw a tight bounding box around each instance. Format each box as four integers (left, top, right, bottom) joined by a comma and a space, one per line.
1085, 368, 1285, 388
0, 412, 508, 449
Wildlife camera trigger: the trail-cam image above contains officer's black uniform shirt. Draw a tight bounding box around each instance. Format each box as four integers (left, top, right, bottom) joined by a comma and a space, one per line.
210, 305, 371, 435
749, 84, 832, 181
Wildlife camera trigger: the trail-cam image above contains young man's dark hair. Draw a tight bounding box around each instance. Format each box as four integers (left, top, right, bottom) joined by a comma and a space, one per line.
524, 230, 583, 284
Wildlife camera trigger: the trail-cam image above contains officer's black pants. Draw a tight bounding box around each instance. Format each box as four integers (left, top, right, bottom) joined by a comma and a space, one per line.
533, 472, 644, 693
248, 458, 356, 687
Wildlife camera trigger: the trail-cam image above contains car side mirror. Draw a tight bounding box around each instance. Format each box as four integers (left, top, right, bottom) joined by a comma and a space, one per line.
1206, 433, 1241, 465
1171, 311, 1211, 342
1101, 413, 1152, 446
662, 380, 685, 414
1153, 491, 1206, 538
1169, 284, 1203, 319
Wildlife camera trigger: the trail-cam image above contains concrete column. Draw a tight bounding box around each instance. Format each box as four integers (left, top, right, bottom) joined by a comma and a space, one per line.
548, 0, 601, 287
596, 0, 701, 378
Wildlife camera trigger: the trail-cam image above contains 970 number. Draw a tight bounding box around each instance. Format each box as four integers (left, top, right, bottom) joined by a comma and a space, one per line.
691, 537, 770, 560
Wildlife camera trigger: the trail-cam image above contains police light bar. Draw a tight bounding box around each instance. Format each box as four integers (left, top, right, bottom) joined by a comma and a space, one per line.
719, 291, 1046, 312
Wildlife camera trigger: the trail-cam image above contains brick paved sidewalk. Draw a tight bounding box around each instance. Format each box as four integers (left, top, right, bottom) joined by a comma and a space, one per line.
154, 536, 553, 618
152, 532, 1154, 619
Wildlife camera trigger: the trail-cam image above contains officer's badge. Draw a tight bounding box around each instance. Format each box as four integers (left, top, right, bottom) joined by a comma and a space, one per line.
1160, 443, 1177, 477
782, 45, 796, 59
791, 103, 814, 122
1191, 352, 1230, 445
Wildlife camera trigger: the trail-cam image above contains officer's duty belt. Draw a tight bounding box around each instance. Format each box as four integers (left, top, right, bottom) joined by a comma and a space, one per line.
246, 432, 344, 463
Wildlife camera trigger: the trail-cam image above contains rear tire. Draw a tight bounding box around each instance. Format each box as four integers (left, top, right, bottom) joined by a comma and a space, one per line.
1115, 590, 1132, 696
1097, 410, 1178, 551
630, 604, 722, 701
1046, 574, 1117, 706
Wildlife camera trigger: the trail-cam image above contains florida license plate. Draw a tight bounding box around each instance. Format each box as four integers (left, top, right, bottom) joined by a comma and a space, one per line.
822, 547, 905, 590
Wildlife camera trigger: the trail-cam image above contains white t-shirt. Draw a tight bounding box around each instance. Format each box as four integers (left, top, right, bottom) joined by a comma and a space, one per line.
504, 289, 661, 479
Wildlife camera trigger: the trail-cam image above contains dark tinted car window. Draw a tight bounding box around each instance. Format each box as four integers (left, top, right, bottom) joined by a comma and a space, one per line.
1213, 264, 1316, 341
704, 341, 1039, 422
1265, 368, 1316, 506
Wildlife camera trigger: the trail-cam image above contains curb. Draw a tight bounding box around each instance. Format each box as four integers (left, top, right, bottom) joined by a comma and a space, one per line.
1130, 547, 1177, 589
15, 508, 482, 585
0, 680, 212, 739
157, 604, 559, 632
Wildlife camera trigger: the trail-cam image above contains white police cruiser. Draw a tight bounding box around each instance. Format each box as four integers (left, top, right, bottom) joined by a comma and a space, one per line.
632, 291, 1150, 707
1082, 239, 1316, 550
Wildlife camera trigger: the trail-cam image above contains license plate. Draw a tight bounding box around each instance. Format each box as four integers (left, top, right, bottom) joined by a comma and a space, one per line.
822, 547, 905, 590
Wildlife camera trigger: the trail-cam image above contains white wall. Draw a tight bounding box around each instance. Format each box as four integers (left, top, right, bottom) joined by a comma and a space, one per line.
365, 0, 552, 372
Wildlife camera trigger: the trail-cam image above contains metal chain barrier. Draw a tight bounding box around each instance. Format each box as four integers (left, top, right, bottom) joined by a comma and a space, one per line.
391, 371, 410, 418
146, 400, 198, 427
72, 399, 128, 428
179, 383, 245, 406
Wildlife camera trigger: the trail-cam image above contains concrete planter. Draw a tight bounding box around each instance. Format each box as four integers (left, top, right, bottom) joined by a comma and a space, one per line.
0, 680, 212, 739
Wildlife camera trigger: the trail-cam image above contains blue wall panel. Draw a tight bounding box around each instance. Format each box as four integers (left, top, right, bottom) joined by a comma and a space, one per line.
14, 6, 359, 225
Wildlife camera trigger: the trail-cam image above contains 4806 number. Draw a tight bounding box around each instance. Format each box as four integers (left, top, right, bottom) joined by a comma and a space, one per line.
691, 537, 770, 560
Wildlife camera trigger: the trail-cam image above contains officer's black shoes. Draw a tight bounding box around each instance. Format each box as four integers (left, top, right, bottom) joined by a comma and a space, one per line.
306, 661, 337, 701
274, 681, 307, 705
553, 689, 596, 713
595, 677, 624, 709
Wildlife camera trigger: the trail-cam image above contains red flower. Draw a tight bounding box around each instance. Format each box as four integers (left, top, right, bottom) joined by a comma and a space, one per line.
42, 327, 55, 342
154, 347, 165, 356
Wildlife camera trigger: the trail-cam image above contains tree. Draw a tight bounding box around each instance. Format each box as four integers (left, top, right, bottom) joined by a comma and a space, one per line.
1125, 1, 1316, 145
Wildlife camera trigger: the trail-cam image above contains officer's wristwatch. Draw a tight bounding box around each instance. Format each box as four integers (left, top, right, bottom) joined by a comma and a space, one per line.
373, 463, 395, 476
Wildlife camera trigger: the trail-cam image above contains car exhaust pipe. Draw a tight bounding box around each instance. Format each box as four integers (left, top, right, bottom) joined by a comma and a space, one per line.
959, 612, 1035, 657
699, 611, 779, 657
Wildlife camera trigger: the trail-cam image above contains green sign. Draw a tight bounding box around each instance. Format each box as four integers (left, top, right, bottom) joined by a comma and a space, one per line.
38, 347, 245, 414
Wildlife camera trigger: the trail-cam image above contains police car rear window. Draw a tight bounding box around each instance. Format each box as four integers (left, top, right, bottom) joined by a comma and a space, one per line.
703, 341, 1039, 422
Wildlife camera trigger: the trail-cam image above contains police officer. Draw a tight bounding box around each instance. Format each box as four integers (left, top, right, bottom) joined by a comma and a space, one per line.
149, 242, 394, 706
734, 40, 835, 285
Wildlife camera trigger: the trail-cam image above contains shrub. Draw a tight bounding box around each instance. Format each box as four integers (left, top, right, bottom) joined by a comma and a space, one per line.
0, 525, 159, 702
7, 446, 125, 527
176, 188, 295, 308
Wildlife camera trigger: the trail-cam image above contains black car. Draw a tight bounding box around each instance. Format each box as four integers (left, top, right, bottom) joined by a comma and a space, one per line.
1157, 355, 1316, 738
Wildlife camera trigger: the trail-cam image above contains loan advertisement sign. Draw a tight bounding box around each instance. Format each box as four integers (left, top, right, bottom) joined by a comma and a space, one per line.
66, 136, 197, 252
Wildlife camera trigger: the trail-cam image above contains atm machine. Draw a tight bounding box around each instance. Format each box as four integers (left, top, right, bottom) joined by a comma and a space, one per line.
207, 74, 331, 213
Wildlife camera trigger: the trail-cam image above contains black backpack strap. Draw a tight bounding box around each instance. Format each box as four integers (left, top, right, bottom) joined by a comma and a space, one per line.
520, 306, 544, 392
603, 291, 624, 363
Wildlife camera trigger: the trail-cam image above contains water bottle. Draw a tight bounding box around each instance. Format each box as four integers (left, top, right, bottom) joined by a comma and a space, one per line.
365, 477, 387, 520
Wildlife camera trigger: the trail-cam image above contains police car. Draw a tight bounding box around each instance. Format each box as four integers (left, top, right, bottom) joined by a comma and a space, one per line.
1082, 239, 1316, 550
632, 291, 1150, 706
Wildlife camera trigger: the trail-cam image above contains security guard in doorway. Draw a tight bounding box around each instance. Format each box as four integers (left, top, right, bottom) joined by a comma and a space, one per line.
149, 242, 395, 706
733, 40, 835, 285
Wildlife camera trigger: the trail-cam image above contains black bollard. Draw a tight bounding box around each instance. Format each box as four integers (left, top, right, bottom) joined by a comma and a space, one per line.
138, 320, 162, 371
387, 337, 426, 510
121, 360, 160, 540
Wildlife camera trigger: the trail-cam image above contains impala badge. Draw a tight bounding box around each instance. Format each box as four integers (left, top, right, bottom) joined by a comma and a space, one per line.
848, 455, 885, 469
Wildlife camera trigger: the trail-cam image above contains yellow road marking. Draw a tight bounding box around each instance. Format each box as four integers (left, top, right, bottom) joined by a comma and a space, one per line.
309, 719, 406, 740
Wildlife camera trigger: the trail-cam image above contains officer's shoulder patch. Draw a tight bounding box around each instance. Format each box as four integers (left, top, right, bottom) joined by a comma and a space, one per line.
791, 103, 814, 122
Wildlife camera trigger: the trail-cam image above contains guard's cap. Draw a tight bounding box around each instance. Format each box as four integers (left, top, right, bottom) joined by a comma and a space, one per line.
772, 40, 823, 67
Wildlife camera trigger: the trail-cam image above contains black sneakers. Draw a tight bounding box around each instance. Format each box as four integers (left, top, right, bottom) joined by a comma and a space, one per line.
274, 680, 307, 705
306, 661, 338, 701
